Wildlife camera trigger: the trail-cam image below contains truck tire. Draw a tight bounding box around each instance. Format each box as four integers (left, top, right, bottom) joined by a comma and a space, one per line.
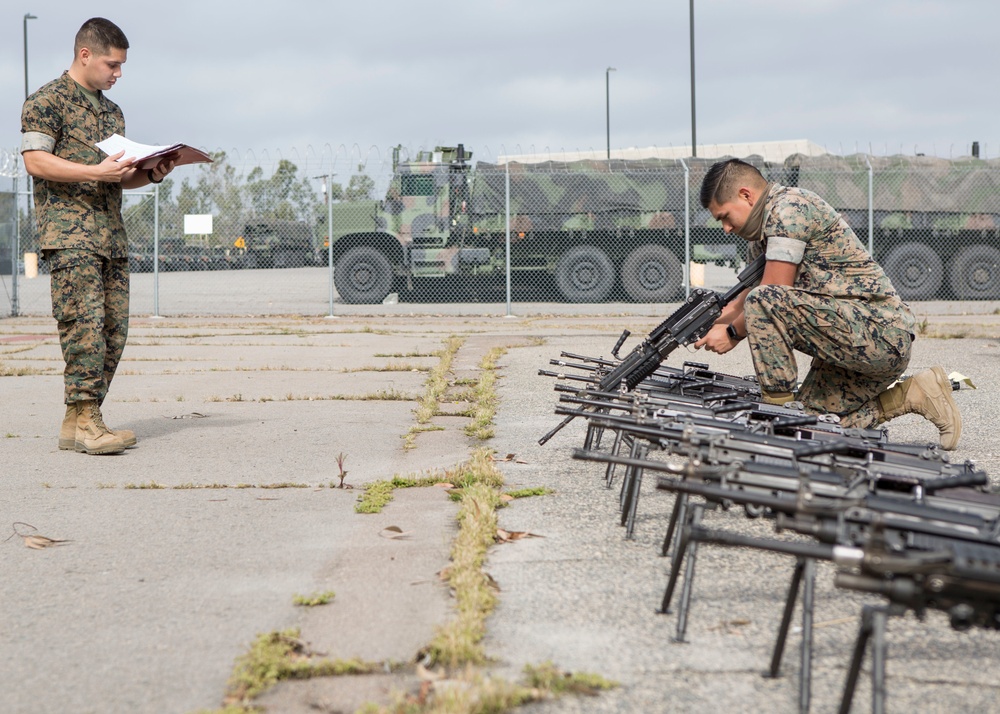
882, 242, 943, 301
555, 245, 615, 302
949, 244, 1000, 299
335, 246, 393, 304
621, 244, 683, 302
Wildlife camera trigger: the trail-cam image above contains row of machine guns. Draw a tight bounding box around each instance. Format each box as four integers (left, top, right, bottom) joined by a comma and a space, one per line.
538, 258, 997, 713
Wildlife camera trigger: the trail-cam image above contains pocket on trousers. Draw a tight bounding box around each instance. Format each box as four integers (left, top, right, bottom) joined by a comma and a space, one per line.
50, 268, 79, 322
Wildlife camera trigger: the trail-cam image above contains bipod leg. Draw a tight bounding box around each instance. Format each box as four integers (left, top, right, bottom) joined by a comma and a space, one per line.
766, 558, 806, 679
619, 438, 643, 519
657, 495, 692, 614
604, 429, 627, 489
672, 503, 704, 643
797, 558, 816, 714
764, 558, 816, 713
585, 422, 606, 451
660, 490, 688, 558
839, 605, 888, 714
870, 607, 888, 714
623, 443, 648, 540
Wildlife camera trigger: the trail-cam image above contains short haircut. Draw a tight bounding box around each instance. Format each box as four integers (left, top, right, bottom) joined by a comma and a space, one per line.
74, 17, 129, 56
700, 158, 766, 208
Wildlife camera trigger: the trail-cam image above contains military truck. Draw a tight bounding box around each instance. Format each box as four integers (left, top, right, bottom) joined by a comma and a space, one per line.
231, 220, 319, 269
328, 145, 734, 304
782, 153, 1000, 300
328, 146, 1000, 303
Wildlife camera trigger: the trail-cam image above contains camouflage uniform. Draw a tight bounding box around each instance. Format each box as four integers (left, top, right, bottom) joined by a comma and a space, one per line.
21, 71, 130, 404
743, 184, 916, 428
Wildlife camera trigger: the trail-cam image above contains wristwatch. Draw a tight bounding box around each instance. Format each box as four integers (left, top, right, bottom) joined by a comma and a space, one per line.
726, 324, 744, 342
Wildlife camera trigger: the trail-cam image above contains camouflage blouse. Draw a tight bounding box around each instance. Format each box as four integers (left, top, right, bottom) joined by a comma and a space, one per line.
20, 71, 128, 259
749, 183, 915, 332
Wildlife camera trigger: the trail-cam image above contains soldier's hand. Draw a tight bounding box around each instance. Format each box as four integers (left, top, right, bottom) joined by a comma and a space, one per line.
694, 323, 736, 355
95, 150, 135, 183
149, 157, 177, 183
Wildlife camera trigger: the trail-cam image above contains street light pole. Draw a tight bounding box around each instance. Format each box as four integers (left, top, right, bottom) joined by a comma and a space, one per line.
606, 66, 616, 160
24, 13, 37, 99
689, 0, 697, 157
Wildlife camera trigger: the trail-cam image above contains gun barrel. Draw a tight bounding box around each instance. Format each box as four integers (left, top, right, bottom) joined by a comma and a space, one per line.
538, 413, 575, 446
687, 524, 839, 561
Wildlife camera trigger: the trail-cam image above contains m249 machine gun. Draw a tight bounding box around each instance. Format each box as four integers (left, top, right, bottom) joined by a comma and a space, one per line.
538, 253, 766, 445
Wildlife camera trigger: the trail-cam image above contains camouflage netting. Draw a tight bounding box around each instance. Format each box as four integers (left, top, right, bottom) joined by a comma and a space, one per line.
784, 153, 1000, 219
466, 157, 780, 233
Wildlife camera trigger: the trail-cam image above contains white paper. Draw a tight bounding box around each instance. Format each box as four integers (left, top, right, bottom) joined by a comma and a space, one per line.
95, 133, 178, 162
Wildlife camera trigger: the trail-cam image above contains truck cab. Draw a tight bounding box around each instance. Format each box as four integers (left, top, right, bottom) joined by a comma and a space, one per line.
330, 144, 486, 303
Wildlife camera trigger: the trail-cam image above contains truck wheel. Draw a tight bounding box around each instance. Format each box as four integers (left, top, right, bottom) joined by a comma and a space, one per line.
335, 246, 393, 304
555, 245, 614, 302
882, 242, 943, 301
949, 244, 1000, 299
621, 244, 683, 302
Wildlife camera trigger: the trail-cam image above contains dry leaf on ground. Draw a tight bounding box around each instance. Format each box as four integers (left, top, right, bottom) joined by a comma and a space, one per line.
24, 535, 71, 550
380, 525, 413, 540
495, 528, 543, 543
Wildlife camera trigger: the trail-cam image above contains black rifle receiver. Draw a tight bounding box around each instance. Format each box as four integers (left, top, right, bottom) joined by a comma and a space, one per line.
538, 253, 766, 445
599, 252, 766, 392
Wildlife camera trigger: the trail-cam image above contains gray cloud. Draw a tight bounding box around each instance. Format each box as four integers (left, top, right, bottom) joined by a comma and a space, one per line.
4, 0, 997, 172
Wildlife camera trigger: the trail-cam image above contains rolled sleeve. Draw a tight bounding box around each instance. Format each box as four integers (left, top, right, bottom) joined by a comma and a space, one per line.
21, 131, 55, 153
765, 235, 805, 264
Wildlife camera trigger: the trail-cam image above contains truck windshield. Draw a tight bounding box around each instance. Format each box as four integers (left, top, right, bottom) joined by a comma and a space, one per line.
401, 175, 435, 197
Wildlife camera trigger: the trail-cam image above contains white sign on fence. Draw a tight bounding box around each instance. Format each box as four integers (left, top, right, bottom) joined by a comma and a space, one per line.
184, 214, 213, 235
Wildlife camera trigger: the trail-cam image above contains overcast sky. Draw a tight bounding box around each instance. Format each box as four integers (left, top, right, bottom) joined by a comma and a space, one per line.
2, 0, 996, 175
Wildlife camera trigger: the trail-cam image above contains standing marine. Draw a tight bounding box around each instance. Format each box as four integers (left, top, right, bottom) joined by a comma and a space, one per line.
20, 17, 175, 454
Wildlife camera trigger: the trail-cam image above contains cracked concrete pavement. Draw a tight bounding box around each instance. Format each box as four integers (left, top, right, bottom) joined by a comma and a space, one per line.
1, 304, 999, 713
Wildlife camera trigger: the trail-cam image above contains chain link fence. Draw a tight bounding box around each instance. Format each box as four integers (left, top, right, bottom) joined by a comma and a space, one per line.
3, 146, 1000, 318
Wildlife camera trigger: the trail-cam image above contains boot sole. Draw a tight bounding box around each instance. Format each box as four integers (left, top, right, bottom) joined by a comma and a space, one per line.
74, 441, 126, 455
82, 445, 126, 455
66, 438, 136, 450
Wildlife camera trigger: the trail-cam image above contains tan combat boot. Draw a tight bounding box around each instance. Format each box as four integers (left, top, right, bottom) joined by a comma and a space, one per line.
75, 400, 126, 455
61, 404, 136, 449
59, 403, 78, 450
762, 391, 796, 405
878, 367, 962, 450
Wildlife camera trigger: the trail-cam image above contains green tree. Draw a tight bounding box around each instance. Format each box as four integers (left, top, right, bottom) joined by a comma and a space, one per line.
244, 159, 319, 222
344, 165, 375, 201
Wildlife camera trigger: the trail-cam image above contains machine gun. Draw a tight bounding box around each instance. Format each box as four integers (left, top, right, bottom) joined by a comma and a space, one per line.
538, 253, 766, 445
688, 519, 1000, 714
648, 471, 1000, 714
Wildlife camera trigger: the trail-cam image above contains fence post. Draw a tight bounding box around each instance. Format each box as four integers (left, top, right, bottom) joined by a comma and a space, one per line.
151, 184, 162, 318
327, 172, 336, 318
11, 173, 19, 317
505, 162, 512, 316
680, 158, 691, 298
865, 155, 874, 255
152, 185, 161, 318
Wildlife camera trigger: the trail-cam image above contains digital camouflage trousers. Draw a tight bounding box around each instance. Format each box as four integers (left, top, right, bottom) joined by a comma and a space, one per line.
49, 251, 130, 404
744, 285, 912, 428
